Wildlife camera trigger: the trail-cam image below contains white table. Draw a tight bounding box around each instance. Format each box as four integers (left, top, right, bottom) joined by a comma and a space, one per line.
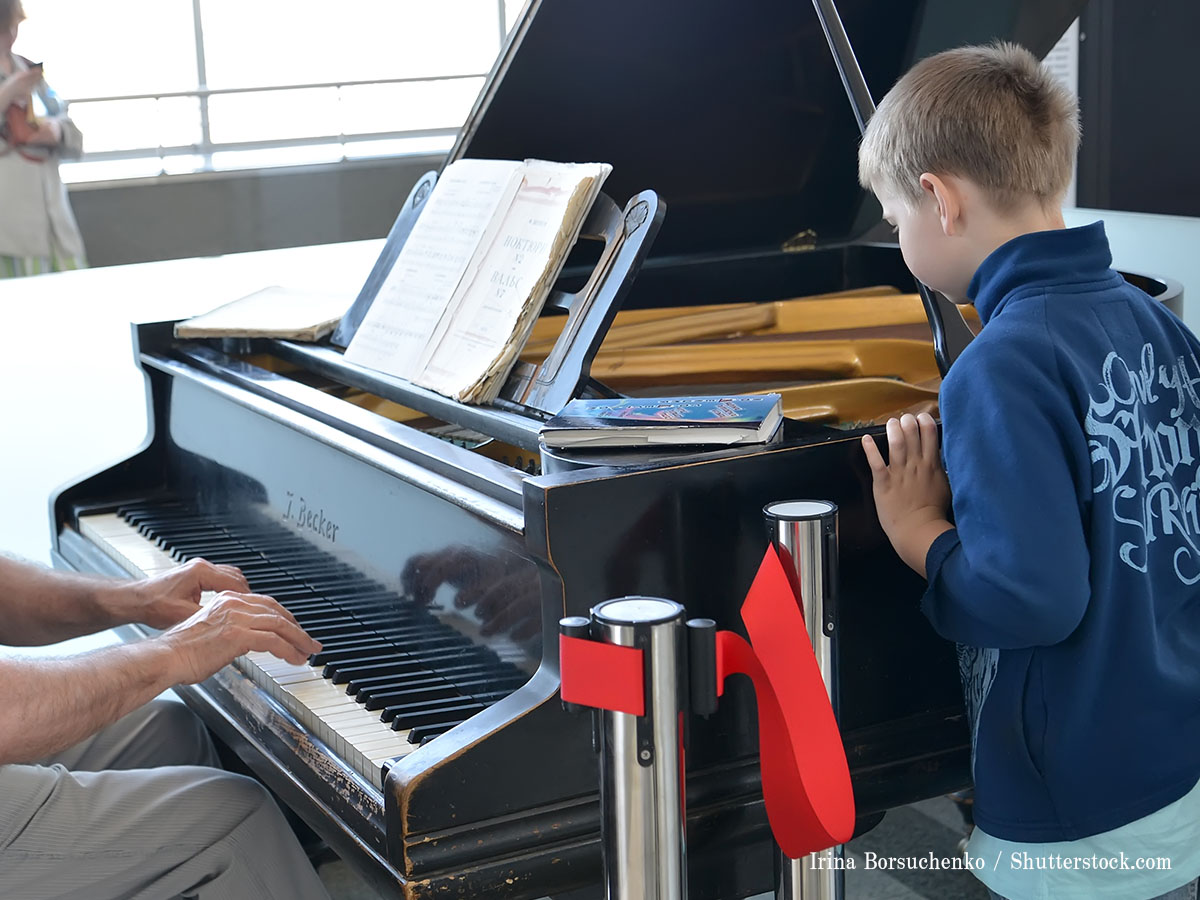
0, 240, 383, 565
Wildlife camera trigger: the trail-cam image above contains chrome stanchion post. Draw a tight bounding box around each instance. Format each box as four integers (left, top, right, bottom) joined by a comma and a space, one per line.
764, 500, 844, 900
593, 597, 688, 900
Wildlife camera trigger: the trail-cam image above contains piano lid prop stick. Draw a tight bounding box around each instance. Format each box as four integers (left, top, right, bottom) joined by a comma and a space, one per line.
810, 0, 975, 376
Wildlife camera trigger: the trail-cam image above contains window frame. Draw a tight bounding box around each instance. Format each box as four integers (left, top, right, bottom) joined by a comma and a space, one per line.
56, 0, 511, 182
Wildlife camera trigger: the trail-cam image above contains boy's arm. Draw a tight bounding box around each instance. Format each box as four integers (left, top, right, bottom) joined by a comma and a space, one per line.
916, 345, 1091, 649
0, 555, 250, 646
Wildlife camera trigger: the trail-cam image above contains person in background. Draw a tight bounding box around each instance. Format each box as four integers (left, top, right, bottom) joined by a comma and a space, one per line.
0, 0, 86, 278
0, 554, 333, 900
858, 42, 1200, 899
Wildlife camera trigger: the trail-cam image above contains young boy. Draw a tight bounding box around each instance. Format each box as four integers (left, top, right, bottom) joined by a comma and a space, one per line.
858, 43, 1200, 900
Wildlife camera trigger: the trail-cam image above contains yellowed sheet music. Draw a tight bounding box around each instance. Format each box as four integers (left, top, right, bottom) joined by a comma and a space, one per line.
343, 158, 523, 378
418, 161, 610, 401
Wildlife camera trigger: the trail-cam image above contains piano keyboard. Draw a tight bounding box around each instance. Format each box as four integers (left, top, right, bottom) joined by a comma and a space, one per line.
78, 504, 528, 790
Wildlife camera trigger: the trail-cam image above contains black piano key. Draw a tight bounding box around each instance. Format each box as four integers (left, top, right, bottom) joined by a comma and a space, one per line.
309, 639, 401, 666
406, 720, 467, 742
388, 701, 485, 730
370, 685, 511, 714
377, 690, 493, 721
362, 682, 460, 711
360, 672, 513, 704
312, 643, 400, 668
324, 643, 477, 676
334, 655, 471, 686
302, 617, 400, 639
351, 672, 456, 698
269, 598, 329, 612
346, 662, 496, 696
322, 639, 474, 676
307, 632, 402, 658
323, 653, 417, 680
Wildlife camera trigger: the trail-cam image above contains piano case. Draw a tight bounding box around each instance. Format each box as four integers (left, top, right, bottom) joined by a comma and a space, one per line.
50, 2, 1179, 899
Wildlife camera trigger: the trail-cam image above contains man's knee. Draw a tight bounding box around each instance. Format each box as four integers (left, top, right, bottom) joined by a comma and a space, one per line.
199, 769, 277, 821
151, 767, 284, 846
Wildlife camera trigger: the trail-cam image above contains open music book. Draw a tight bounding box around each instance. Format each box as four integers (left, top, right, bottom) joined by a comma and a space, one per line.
174, 286, 352, 341
343, 158, 612, 404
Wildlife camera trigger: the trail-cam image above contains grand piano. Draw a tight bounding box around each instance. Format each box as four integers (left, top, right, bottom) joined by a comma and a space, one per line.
50, 1, 1180, 898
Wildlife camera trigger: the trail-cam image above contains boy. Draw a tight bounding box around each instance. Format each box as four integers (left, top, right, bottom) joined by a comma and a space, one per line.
858, 43, 1200, 900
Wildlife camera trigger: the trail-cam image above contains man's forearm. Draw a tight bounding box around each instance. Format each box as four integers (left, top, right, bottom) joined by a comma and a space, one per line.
0, 641, 179, 764
0, 555, 132, 645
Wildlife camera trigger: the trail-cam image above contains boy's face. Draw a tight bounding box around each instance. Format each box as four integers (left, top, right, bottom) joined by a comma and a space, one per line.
876, 181, 973, 302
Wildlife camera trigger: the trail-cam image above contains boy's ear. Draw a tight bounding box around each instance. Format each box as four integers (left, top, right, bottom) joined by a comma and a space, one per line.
919, 173, 962, 236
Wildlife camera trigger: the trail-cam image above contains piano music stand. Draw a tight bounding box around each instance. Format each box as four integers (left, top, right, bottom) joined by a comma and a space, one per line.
497, 190, 664, 416
264, 188, 664, 452
329, 170, 439, 349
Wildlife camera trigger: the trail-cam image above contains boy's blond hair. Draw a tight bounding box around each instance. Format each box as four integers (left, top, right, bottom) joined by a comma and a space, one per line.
858, 42, 1079, 212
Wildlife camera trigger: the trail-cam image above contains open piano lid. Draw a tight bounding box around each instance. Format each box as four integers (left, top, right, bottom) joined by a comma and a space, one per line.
449, 0, 1085, 259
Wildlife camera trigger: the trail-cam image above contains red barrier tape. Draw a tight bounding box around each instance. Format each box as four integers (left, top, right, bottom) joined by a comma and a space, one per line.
559, 634, 645, 716
717, 546, 856, 857
556, 545, 854, 857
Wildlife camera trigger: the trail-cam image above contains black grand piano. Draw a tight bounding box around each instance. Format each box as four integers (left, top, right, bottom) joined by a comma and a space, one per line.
50, 2, 1179, 898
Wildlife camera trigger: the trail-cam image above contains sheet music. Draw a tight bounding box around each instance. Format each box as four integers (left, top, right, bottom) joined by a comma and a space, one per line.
344, 159, 523, 377
418, 162, 610, 400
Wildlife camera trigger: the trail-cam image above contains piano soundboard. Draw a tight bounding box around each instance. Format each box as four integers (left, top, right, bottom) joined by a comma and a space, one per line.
78, 505, 530, 791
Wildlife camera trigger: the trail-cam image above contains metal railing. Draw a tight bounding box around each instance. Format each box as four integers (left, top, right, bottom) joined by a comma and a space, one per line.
56, 0, 511, 179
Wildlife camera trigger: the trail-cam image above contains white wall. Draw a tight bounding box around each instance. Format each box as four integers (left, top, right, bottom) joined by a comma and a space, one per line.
67, 155, 441, 268
1064, 207, 1200, 332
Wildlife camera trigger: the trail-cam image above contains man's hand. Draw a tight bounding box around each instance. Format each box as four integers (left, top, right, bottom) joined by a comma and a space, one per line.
157, 591, 322, 685
861, 412, 954, 577
125, 558, 251, 630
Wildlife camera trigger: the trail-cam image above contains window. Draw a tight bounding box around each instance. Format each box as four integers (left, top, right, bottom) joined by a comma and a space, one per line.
16, 0, 525, 182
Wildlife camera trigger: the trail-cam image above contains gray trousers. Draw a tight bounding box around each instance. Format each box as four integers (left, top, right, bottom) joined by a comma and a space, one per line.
0, 698, 332, 900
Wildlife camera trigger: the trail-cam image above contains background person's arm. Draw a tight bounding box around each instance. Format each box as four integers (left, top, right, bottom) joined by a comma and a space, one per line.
0, 67, 41, 114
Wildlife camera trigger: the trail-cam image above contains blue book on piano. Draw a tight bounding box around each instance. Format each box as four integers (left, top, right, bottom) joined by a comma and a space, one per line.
539, 393, 783, 449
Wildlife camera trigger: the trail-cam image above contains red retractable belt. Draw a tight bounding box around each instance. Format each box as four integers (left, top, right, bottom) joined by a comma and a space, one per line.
715, 546, 855, 857
558, 544, 855, 858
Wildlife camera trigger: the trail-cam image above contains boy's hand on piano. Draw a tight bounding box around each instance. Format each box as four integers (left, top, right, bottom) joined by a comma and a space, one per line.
129, 558, 251, 629
156, 590, 323, 685
862, 412, 954, 578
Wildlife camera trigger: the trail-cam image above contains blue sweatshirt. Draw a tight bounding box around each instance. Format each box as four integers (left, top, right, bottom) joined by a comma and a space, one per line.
922, 221, 1200, 843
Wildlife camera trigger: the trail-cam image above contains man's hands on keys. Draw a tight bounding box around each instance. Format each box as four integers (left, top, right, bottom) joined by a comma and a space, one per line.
128, 557, 251, 629
157, 590, 322, 685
